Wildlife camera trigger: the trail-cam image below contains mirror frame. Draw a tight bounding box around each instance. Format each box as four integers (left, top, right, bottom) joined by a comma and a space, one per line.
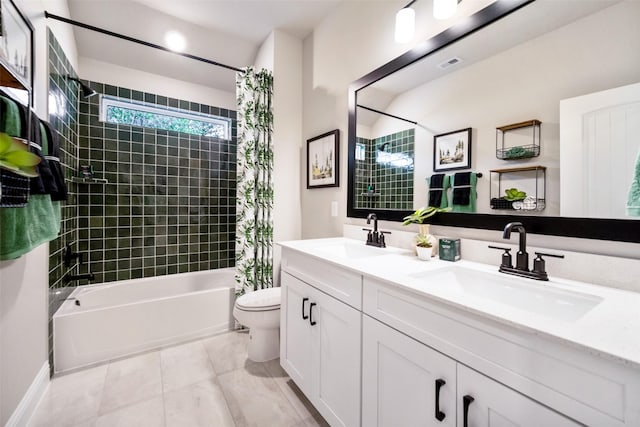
347, 0, 640, 243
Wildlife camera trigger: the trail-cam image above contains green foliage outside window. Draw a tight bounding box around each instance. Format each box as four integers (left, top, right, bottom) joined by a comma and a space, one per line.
106, 105, 227, 138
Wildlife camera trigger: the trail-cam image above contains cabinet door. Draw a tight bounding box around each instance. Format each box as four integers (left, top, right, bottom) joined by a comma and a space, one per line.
311, 285, 362, 427
362, 315, 456, 427
280, 272, 314, 394
457, 365, 579, 427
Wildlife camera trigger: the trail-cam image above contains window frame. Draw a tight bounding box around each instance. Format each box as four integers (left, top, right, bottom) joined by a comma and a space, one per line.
99, 95, 231, 139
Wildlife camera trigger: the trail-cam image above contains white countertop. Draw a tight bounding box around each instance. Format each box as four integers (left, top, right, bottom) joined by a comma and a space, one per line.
278, 237, 640, 369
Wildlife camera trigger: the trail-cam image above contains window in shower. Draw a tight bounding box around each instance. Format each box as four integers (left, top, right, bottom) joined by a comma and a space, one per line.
99, 96, 231, 139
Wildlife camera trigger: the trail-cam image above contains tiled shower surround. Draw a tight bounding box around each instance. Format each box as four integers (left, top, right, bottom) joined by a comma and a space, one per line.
47, 29, 80, 365
47, 29, 237, 367
76, 87, 237, 284
355, 129, 414, 210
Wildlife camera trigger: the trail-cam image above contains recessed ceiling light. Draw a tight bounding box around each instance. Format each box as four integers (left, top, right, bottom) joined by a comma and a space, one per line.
165, 31, 186, 52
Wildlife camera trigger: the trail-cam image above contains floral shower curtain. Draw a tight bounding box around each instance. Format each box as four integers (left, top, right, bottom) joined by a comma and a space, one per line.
235, 67, 274, 296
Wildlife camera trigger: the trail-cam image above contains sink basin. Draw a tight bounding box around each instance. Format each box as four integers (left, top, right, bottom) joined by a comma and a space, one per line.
409, 266, 603, 321
314, 241, 397, 260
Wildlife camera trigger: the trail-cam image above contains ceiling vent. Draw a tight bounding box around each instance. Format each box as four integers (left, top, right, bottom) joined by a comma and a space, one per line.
438, 56, 463, 69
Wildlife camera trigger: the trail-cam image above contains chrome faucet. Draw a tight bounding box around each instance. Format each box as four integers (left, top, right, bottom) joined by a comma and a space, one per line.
489, 222, 564, 281
363, 213, 390, 248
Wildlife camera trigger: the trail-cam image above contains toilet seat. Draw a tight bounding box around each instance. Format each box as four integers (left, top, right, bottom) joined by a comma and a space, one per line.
235, 287, 281, 311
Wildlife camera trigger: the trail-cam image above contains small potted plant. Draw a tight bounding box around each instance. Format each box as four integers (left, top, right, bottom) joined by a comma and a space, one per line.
415, 234, 433, 261
403, 206, 451, 258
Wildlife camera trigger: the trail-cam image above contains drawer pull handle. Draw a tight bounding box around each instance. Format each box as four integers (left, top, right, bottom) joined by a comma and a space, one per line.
463, 395, 474, 427
435, 379, 446, 421
309, 302, 317, 326
302, 298, 309, 320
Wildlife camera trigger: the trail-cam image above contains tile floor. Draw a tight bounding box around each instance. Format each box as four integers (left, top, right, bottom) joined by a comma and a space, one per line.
28, 330, 329, 427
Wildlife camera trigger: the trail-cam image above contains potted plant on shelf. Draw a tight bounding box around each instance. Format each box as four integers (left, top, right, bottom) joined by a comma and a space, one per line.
402, 206, 451, 258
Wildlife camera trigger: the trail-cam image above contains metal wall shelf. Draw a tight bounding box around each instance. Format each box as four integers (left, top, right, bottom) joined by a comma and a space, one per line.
496, 119, 541, 160
489, 166, 546, 211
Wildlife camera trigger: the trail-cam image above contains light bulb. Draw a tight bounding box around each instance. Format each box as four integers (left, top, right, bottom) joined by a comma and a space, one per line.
433, 0, 457, 20
165, 31, 187, 52
395, 7, 415, 43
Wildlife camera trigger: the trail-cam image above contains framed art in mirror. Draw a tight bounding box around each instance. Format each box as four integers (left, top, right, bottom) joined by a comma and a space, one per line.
307, 129, 339, 189
434, 128, 471, 172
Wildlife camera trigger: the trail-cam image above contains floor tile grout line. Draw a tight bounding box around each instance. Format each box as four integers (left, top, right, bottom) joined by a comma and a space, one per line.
158, 348, 168, 427
94, 360, 110, 420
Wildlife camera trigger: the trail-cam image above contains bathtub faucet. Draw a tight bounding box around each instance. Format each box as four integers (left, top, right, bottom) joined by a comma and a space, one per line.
64, 273, 95, 284
63, 245, 84, 267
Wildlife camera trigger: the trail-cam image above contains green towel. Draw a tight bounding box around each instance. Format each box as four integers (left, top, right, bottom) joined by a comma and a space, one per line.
0, 95, 22, 136
0, 194, 60, 260
451, 173, 477, 213
627, 150, 640, 217
426, 174, 450, 209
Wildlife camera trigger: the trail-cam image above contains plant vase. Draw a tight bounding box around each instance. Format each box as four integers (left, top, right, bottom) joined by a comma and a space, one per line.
416, 245, 433, 261
416, 224, 438, 256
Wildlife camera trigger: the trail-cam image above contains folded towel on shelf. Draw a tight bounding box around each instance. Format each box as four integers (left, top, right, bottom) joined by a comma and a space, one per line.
427, 173, 450, 208
451, 172, 478, 213
41, 120, 68, 202
0, 194, 60, 261
627, 149, 640, 217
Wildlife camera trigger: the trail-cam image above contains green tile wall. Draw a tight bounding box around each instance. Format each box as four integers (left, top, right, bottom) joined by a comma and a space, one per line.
76, 83, 237, 283
355, 129, 414, 210
47, 28, 80, 370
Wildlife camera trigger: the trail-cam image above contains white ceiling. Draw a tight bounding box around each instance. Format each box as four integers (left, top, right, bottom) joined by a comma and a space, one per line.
359, 0, 620, 124
67, 0, 344, 93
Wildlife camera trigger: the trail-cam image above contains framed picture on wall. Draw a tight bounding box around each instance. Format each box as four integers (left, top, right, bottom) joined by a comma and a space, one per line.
0, 0, 33, 90
307, 129, 339, 189
433, 127, 472, 172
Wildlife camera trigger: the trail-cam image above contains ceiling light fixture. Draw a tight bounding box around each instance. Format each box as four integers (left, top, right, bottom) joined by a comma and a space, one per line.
433, 0, 458, 20
395, 0, 417, 44
165, 30, 186, 52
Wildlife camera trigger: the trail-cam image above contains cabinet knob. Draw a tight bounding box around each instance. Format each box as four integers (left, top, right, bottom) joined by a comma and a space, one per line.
435, 378, 446, 422
463, 395, 474, 427
302, 298, 309, 320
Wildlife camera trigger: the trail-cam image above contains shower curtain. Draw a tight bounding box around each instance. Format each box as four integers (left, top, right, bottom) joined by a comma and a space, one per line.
235, 67, 274, 296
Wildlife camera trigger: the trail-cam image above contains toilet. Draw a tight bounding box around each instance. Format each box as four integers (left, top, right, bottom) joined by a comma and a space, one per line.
233, 287, 281, 362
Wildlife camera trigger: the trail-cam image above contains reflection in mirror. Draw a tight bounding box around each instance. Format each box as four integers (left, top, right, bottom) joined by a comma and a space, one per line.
352, 0, 640, 220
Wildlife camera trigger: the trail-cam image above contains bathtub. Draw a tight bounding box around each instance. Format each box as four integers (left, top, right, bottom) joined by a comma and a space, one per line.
53, 268, 236, 374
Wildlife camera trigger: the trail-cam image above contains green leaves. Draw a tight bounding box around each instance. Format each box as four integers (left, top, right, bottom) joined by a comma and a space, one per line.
0, 133, 41, 178
402, 206, 451, 225
504, 188, 527, 201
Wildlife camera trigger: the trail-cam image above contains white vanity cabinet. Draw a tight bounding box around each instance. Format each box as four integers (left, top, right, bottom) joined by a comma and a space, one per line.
362, 315, 457, 427
363, 315, 578, 427
279, 240, 640, 427
280, 250, 362, 427
363, 276, 640, 427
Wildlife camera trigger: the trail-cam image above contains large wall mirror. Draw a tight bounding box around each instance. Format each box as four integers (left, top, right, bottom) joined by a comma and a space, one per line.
347, 0, 640, 242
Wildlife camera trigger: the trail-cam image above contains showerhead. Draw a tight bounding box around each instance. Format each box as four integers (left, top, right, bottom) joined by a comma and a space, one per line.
65, 75, 98, 99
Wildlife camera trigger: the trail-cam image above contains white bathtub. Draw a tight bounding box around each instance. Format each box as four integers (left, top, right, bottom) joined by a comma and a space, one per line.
53, 268, 236, 374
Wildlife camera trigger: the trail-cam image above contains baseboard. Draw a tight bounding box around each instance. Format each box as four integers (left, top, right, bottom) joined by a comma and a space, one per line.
5, 361, 50, 427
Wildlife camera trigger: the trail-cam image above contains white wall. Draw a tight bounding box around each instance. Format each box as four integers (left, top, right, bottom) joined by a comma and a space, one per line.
254, 30, 303, 286
302, 1, 640, 258
79, 57, 236, 110
0, 2, 78, 425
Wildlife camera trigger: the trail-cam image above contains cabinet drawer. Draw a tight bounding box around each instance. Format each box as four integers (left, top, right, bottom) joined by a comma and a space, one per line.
363, 277, 640, 426
282, 249, 362, 309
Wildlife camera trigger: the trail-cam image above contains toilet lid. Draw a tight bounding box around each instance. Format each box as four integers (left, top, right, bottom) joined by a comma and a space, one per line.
236, 287, 281, 310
